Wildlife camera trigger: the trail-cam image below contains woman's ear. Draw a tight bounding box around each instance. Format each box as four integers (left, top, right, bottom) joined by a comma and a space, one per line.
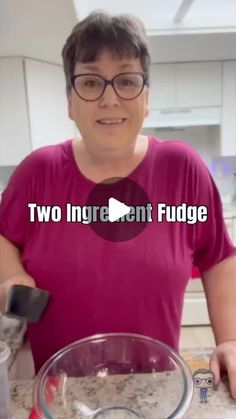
145, 104, 149, 118
144, 89, 149, 118
67, 91, 74, 121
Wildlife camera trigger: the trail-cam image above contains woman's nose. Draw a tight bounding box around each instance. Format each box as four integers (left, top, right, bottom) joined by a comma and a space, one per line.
99, 84, 120, 107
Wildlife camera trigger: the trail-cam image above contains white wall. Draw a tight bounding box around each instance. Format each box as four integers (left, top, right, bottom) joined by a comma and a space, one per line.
0, 0, 77, 65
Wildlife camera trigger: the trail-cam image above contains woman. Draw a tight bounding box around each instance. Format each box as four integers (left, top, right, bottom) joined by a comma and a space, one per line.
0, 11, 236, 397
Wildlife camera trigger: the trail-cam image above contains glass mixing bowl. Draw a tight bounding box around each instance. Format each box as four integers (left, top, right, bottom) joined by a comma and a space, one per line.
33, 333, 193, 418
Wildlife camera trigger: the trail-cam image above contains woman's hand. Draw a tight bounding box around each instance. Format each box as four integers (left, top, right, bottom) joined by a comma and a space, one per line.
0, 273, 36, 313
210, 341, 236, 399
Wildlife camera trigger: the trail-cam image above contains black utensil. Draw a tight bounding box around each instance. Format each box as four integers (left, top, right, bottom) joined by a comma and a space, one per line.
4, 284, 50, 323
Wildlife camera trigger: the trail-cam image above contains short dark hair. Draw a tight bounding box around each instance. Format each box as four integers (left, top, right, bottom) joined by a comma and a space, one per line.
62, 10, 151, 94
192, 369, 214, 379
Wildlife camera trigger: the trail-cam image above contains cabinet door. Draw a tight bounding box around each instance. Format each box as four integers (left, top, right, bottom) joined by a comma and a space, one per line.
221, 61, 236, 156
149, 64, 176, 109
143, 106, 221, 128
176, 62, 222, 108
25, 59, 75, 150
0, 58, 31, 165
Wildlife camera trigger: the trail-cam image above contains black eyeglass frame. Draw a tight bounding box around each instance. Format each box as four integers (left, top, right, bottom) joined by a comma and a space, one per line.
70, 72, 149, 102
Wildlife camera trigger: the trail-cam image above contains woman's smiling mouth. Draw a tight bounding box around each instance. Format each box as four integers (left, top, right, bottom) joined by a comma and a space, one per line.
96, 118, 127, 125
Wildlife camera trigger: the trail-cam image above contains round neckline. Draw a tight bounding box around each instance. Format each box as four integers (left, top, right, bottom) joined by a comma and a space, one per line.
68, 136, 154, 187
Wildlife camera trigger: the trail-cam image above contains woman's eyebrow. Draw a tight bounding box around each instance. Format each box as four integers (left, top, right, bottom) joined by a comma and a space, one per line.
78, 63, 135, 72
80, 64, 100, 72
118, 63, 135, 70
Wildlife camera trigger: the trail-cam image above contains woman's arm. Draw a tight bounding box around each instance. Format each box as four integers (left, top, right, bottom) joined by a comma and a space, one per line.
202, 255, 236, 398
202, 255, 236, 344
0, 234, 35, 312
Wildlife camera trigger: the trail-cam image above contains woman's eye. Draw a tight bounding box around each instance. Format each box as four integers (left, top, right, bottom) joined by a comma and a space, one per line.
116, 77, 135, 88
121, 78, 134, 86
84, 80, 98, 88
207, 378, 213, 384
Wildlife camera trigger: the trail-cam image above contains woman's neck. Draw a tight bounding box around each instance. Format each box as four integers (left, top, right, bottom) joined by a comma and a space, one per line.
72, 135, 149, 177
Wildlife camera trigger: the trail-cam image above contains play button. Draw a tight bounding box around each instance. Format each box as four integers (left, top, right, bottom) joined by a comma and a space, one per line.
86, 177, 151, 242
108, 198, 130, 222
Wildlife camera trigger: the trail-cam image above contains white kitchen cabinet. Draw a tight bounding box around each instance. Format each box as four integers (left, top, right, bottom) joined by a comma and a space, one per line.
0, 57, 76, 166
147, 62, 222, 128
221, 61, 236, 156
143, 107, 221, 128
0, 58, 31, 165
24, 59, 75, 150
149, 61, 222, 110
149, 64, 176, 109
176, 62, 222, 108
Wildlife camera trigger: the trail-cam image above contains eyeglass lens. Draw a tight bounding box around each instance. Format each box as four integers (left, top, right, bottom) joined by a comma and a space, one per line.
73, 73, 145, 100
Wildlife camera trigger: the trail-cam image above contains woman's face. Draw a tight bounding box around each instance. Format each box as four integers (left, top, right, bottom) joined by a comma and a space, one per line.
68, 49, 149, 152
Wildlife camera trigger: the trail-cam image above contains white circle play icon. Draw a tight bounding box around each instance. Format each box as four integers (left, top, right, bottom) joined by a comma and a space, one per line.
108, 198, 131, 222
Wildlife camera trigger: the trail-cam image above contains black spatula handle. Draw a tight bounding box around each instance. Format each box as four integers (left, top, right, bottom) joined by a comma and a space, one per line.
4, 284, 50, 323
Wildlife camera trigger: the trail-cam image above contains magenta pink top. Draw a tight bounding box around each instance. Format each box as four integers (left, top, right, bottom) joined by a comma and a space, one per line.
0, 137, 235, 371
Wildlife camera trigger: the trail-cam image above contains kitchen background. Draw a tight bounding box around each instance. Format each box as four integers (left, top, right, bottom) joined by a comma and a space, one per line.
0, 0, 236, 377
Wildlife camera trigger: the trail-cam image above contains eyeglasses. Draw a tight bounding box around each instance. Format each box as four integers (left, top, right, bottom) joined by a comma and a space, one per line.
70, 72, 148, 101
193, 377, 213, 385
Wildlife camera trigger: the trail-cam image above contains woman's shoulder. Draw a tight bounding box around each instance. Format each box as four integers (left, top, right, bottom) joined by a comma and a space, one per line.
22, 139, 72, 166
149, 136, 208, 171
150, 135, 199, 158
7, 139, 73, 188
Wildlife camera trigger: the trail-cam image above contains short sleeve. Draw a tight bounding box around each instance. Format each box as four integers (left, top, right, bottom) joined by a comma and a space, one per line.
190, 150, 236, 273
0, 153, 37, 249
0, 141, 69, 249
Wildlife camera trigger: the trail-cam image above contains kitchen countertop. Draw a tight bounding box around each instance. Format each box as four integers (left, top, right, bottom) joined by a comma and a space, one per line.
9, 348, 236, 419
10, 377, 236, 419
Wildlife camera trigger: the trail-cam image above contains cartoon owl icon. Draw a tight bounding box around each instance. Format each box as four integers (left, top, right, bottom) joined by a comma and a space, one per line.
192, 369, 214, 403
